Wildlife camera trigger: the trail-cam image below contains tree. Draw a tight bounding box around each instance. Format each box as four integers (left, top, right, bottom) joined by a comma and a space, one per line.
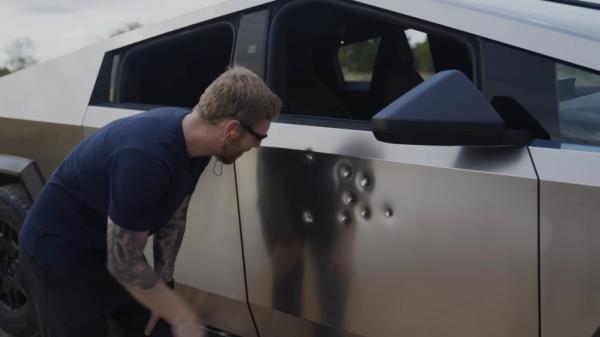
0, 67, 10, 77
412, 40, 434, 78
109, 22, 143, 37
5, 38, 36, 72
338, 38, 380, 80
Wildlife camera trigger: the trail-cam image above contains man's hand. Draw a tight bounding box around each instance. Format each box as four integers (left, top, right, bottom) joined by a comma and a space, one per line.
145, 197, 190, 336
145, 312, 160, 336
106, 217, 204, 336
106, 218, 160, 289
154, 197, 190, 282
172, 313, 205, 337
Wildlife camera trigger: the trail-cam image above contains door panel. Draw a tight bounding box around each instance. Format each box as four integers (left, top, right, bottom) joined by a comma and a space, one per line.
237, 122, 538, 337
0, 117, 82, 178
531, 144, 600, 337
175, 158, 256, 337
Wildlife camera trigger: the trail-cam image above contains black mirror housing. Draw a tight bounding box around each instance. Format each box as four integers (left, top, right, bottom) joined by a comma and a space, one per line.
372, 70, 516, 146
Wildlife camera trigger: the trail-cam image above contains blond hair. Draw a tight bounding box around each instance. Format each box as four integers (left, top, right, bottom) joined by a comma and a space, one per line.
194, 66, 281, 125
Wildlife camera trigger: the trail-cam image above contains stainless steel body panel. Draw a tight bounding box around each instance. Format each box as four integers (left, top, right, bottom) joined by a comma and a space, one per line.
250, 304, 361, 337
173, 158, 257, 336
175, 284, 256, 337
531, 145, 600, 337
0, 46, 104, 126
0, 117, 82, 178
238, 122, 538, 337
260, 122, 534, 179
82, 106, 144, 133
176, 158, 247, 303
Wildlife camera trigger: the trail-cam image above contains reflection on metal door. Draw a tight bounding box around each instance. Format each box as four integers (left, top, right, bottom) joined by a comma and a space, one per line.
236, 122, 538, 337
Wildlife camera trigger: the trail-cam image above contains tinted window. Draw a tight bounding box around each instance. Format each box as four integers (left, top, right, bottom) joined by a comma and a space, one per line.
556, 64, 600, 144
338, 37, 380, 83
483, 41, 600, 145
90, 22, 234, 108
406, 29, 434, 80
267, 1, 474, 122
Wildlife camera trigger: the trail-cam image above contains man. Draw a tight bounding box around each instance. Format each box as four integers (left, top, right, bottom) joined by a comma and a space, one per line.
17, 66, 281, 337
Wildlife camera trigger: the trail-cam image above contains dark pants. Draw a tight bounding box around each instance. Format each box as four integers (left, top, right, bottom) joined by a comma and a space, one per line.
17, 250, 172, 337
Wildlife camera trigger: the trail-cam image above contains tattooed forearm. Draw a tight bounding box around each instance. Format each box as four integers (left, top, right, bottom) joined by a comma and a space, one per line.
107, 218, 160, 290
154, 196, 189, 282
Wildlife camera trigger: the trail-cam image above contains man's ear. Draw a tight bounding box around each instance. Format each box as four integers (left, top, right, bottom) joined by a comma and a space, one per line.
223, 119, 241, 140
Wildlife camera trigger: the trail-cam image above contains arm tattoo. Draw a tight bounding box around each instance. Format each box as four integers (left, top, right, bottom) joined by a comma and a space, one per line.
154, 196, 190, 282
107, 218, 160, 290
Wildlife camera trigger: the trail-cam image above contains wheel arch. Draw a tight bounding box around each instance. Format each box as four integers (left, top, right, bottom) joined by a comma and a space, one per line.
0, 154, 45, 202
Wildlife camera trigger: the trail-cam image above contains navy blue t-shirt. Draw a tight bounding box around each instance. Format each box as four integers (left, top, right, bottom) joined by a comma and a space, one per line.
19, 107, 210, 270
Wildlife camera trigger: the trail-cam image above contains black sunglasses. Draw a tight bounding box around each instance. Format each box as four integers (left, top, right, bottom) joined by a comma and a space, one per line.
239, 121, 268, 141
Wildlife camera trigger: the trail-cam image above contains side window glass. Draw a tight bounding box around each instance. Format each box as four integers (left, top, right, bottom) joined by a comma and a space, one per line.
267, 1, 475, 122
338, 37, 380, 85
405, 29, 434, 80
482, 41, 600, 145
556, 64, 600, 144
90, 22, 234, 109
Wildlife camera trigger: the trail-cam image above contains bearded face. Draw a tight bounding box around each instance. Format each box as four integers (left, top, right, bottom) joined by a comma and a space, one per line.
216, 118, 271, 164
216, 137, 249, 164
217, 147, 242, 164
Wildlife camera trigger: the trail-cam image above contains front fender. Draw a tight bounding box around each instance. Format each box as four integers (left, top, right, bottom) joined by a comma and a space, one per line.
0, 154, 45, 201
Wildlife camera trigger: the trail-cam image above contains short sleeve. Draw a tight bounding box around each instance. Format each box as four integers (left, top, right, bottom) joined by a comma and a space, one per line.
107, 149, 169, 231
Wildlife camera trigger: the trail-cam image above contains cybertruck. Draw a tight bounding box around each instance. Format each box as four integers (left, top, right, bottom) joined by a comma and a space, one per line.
1, 0, 600, 336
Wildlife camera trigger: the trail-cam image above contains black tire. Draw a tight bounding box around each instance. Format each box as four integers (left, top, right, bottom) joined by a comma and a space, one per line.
0, 184, 37, 337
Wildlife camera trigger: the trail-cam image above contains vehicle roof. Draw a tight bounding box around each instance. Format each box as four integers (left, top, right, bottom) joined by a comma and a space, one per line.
360, 0, 600, 71
1, 0, 598, 126
111, 0, 599, 70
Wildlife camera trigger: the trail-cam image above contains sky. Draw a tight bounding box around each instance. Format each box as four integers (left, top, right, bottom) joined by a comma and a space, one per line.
0, 0, 223, 65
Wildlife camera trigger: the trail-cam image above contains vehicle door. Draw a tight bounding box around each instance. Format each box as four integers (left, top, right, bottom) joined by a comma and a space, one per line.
234, 2, 538, 337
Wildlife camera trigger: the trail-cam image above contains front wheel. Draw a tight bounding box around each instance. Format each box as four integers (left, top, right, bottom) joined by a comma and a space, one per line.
0, 184, 38, 337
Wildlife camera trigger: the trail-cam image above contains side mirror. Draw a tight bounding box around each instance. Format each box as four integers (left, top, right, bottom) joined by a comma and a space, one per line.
371, 70, 530, 146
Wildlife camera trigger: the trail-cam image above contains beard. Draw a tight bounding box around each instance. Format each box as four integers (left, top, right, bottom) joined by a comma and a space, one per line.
217, 155, 237, 165
216, 141, 239, 165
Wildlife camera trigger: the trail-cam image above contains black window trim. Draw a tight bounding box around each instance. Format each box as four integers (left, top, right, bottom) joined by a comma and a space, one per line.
273, 114, 372, 131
